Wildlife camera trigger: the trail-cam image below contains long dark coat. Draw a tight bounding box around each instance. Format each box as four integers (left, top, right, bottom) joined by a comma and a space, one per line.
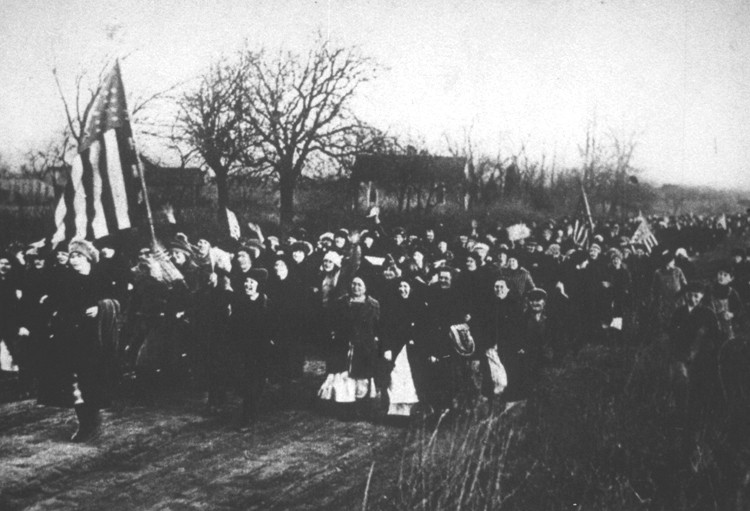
38, 268, 117, 409
381, 292, 429, 398
327, 295, 380, 378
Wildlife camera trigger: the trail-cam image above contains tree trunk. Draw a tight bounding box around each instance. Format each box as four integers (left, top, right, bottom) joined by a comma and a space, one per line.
215, 169, 230, 230
279, 170, 296, 233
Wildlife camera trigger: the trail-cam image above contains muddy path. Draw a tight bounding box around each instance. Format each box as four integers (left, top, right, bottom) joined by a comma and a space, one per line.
0, 366, 408, 511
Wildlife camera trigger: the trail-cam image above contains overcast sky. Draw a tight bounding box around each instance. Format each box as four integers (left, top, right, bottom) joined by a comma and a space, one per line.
1, 0, 748, 188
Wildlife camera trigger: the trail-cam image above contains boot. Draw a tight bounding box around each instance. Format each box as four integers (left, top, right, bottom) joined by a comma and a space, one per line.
71, 404, 101, 442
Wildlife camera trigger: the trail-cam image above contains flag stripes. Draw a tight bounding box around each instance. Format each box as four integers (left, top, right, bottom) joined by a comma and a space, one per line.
51, 129, 137, 245
630, 216, 659, 253
51, 62, 139, 246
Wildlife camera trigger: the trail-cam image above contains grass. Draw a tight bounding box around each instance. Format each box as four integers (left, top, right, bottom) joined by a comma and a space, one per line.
388, 339, 750, 511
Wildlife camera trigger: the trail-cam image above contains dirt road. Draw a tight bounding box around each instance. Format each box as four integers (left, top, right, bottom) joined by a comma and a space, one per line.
0, 367, 407, 511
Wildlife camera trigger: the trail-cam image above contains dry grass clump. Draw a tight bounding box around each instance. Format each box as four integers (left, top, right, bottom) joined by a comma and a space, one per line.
393, 343, 750, 511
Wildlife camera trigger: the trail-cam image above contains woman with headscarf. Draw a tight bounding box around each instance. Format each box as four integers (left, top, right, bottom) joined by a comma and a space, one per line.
38, 239, 119, 442
381, 278, 428, 418
318, 276, 380, 420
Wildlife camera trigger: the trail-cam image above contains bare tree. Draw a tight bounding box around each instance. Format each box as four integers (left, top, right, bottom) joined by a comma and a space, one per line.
173, 59, 249, 222
238, 38, 377, 230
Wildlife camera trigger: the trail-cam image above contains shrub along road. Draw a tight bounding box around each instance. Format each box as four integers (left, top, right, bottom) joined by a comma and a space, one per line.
0, 366, 405, 511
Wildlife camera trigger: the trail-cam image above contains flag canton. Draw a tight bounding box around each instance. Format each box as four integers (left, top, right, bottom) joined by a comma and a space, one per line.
80, 63, 130, 152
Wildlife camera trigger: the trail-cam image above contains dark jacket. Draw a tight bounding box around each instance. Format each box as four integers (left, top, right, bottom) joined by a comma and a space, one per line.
328, 295, 380, 378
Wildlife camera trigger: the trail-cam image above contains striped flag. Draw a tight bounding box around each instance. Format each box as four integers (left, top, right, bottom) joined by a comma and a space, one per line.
630, 215, 658, 253
572, 187, 595, 248
51, 62, 140, 246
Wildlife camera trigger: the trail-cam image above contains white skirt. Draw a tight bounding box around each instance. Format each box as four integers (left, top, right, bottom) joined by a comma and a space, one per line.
387, 346, 419, 416
318, 371, 377, 403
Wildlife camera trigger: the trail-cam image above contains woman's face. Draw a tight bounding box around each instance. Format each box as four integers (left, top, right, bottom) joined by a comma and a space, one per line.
237, 251, 252, 272
398, 281, 411, 299
351, 278, 366, 297
322, 256, 336, 273
244, 277, 259, 296
412, 251, 424, 265
196, 239, 211, 257
611, 256, 622, 269
56, 251, 69, 265
508, 257, 519, 270
292, 250, 305, 264
69, 251, 91, 274
465, 257, 477, 272
274, 260, 289, 280
494, 280, 509, 299
0, 258, 11, 276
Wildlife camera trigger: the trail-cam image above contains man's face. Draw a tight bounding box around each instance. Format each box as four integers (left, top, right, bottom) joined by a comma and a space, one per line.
425, 230, 435, 242
394, 234, 404, 245
494, 280, 509, 299
398, 281, 411, 299
413, 250, 424, 265
508, 257, 519, 270
438, 271, 452, 289
589, 247, 600, 259
0, 258, 11, 276
196, 239, 211, 257
437, 241, 448, 253
717, 270, 733, 286
33, 258, 45, 270
274, 260, 289, 280
686, 291, 704, 308
237, 251, 252, 271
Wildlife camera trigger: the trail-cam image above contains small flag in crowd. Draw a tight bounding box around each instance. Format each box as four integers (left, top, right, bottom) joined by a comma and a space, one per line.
52, 62, 140, 246
226, 208, 241, 240
572, 187, 595, 248
717, 213, 727, 230
631, 216, 659, 253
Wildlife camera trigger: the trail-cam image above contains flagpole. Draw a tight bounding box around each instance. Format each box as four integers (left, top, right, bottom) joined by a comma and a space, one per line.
117, 60, 158, 247
580, 182, 595, 232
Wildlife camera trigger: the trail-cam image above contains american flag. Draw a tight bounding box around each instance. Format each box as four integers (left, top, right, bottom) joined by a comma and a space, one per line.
630, 215, 658, 253
572, 187, 595, 248
51, 62, 140, 245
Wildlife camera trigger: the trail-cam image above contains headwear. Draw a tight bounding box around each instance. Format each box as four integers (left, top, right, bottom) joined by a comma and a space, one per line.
290, 241, 313, 256
589, 243, 602, 253
472, 242, 490, 256
322, 251, 343, 267
319, 232, 334, 242
674, 247, 689, 259
392, 227, 406, 237
335, 228, 350, 239
68, 239, 99, 264
526, 287, 548, 301
607, 248, 623, 261
243, 268, 268, 283
169, 239, 194, 258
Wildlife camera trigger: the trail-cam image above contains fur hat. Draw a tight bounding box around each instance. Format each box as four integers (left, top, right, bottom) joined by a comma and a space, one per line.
244, 268, 268, 284
68, 239, 99, 264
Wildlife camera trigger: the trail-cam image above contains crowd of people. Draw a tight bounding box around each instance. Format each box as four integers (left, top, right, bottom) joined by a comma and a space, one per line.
0, 208, 748, 441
